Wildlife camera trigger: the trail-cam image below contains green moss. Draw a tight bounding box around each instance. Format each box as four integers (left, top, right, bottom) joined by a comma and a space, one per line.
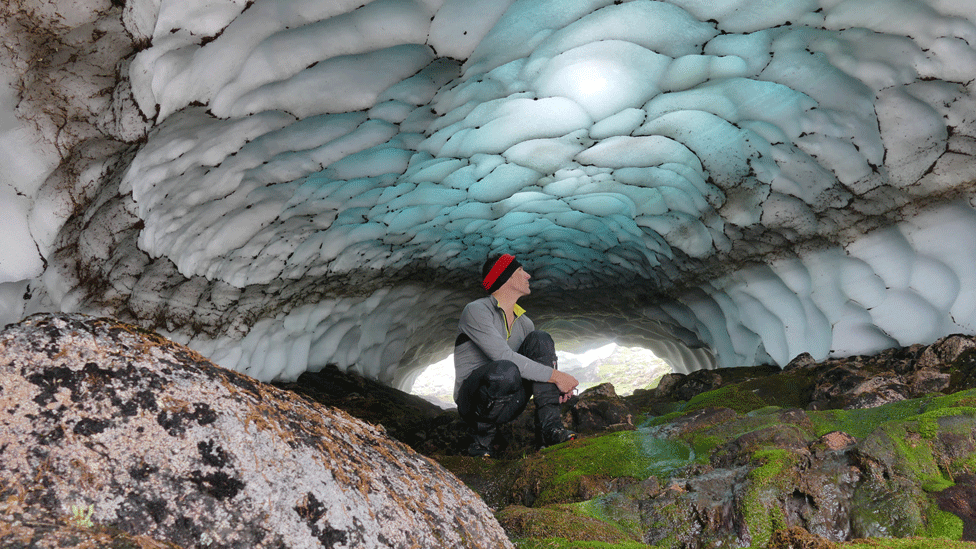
923, 507, 964, 540
539, 431, 662, 478
809, 399, 926, 439
749, 449, 800, 488
675, 409, 813, 470
572, 497, 643, 541
681, 385, 768, 414
689, 434, 722, 463
500, 387, 976, 549
914, 405, 976, 425
740, 449, 800, 546
916, 416, 939, 440
641, 411, 684, 428
737, 371, 816, 410
650, 501, 689, 537
517, 430, 696, 505
807, 388, 976, 442
877, 422, 945, 485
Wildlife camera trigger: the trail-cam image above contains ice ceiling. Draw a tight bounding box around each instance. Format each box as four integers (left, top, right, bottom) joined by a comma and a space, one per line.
2, 0, 976, 389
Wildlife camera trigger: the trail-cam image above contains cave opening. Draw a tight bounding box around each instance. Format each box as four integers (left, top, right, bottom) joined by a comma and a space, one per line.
408, 341, 673, 409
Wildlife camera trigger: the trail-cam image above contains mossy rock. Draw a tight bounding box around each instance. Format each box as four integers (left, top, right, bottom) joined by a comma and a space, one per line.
741, 449, 804, 546
508, 430, 692, 507
809, 399, 928, 440
681, 384, 769, 414
498, 505, 639, 544
673, 371, 815, 415
855, 394, 976, 489
738, 370, 818, 410
847, 397, 976, 540
711, 423, 813, 468
669, 406, 813, 467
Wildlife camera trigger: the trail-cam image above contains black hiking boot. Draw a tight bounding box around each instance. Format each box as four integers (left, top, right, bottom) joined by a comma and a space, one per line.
540, 425, 576, 448
535, 403, 576, 449
467, 421, 497, 458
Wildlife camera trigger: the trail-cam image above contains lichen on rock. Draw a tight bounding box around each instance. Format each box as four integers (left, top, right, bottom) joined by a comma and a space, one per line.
0, 312, 511, 548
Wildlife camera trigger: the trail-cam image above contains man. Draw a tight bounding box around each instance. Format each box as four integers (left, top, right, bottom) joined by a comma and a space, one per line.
453, 253, 579, 457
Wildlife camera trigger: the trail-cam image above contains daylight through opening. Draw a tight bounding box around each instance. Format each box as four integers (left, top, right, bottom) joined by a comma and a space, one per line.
409, 342, 673, 409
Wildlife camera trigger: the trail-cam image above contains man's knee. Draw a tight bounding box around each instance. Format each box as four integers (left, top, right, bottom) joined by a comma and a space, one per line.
518, 330, 556, 367
482, 360, 523, 396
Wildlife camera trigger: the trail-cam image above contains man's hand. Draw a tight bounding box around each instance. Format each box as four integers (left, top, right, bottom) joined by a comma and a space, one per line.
548, 369, 579, 403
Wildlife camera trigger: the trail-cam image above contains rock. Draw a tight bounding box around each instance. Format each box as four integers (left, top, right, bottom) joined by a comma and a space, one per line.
908, 367, 950, 395
917, 334, 976, 370
567, 382, 635, 434
710, 424, 812, 468
783, 352, 817, 371
657, 369, 724, 401
813, 431, 857, 453
642, 466, 752, 548
948, 348, 976, 392
843, 374, 911, 409
809, 364, 869, 405
0, 313, 512, 549
273, 365, 466, 457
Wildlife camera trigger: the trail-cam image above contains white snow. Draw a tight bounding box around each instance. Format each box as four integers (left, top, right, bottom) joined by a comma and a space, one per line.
3, 0, 976, 390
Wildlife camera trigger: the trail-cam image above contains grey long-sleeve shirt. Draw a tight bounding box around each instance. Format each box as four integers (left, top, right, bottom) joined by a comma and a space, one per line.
453, 296, 554, 401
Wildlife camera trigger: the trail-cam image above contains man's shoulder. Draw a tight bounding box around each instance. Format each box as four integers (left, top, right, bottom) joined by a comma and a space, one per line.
463, 296, 495, 311
460, 296, 499, 326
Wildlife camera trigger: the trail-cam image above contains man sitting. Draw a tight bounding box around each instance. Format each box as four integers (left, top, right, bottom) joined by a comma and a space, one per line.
453, 253, 579, 457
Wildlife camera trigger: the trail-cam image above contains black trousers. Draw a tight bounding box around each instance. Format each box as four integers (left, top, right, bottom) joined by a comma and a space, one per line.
456, 330, 561, 426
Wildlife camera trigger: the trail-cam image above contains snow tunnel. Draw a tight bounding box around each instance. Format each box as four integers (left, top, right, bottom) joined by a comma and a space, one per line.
2, 0, 976, 392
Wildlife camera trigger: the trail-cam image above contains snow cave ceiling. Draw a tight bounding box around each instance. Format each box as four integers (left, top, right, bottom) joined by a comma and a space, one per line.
3, 0, 976, 389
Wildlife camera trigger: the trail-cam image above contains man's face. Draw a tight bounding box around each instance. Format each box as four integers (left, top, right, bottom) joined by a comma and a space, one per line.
505, 266, 531, 296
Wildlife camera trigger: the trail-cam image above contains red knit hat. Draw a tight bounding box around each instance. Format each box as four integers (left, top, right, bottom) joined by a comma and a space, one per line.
482, 254, 521, 293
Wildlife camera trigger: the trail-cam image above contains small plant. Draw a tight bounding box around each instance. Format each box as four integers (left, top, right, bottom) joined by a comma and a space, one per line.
69, 503, 95, 528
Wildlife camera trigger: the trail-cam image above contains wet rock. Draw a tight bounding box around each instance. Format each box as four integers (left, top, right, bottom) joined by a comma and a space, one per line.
642, 466, 752, 549
0, 313, 512, 549
790, 450, 861, 540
